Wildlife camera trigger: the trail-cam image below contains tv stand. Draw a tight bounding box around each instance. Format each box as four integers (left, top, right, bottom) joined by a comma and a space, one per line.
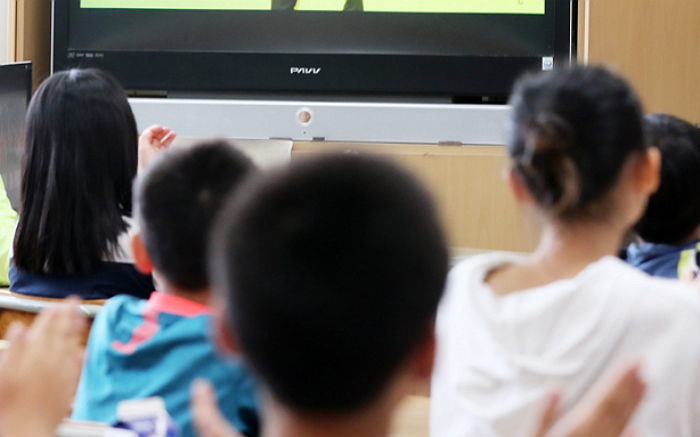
129, 98, 509, 145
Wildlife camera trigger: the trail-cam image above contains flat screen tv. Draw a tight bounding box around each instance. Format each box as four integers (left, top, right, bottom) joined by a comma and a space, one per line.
52, 0, 576, 101
0, 62, 32, 210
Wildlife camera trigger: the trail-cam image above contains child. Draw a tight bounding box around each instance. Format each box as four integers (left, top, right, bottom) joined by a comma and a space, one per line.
72, 142, 259, 437
431, 67, 700, 437
625, 114, 700, 278
10, 68, 175, 300
0, 175, 17, 285
197, 153, 646, 437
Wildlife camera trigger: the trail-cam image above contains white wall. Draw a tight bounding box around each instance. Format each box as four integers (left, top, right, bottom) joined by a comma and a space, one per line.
0, 0, 9, 62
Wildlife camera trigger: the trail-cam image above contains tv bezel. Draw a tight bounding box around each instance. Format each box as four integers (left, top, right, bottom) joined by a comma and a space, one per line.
52, 0, 577, 100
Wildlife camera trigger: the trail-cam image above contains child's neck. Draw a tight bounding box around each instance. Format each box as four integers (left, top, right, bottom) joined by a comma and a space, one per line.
488, 219, 627, 295
262, 399, 393, 437
529, 220, 625, 276
152, 271, 211, 306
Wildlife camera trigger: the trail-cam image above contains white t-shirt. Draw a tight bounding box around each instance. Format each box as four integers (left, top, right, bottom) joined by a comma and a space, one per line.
431, 253, 700, 437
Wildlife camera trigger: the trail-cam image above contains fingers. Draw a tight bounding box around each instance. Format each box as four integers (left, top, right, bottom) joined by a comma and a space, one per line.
31, 300, 85, 347
559, 364, 645, 437
141, 125, 176, 147
4, 322, 27, 342
0, 323, 29, 368
532, 393, 561, 437
160, 130, 177, 147
192, 379, 244, 437
587, 364, 646, 435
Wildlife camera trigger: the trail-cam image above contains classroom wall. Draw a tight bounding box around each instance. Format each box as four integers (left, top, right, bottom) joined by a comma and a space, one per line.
580, 0, 700, 124
12, 0, 50, 87
293, 142, 537, 253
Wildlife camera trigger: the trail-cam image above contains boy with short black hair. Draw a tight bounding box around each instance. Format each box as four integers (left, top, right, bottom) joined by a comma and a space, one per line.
210, 153, 447, 437
73, 141, 259, 437
627, 113, 700, 278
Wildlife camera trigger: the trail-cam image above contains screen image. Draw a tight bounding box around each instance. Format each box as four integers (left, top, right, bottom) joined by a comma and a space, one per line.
81, 0, 546, 14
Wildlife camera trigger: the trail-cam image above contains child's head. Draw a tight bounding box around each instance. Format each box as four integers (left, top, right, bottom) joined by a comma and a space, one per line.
507, 66, 659, 227
14, 68, 138, 275
634, 114, 700, 245
133, 141, 255, 291
210, 154, 448, 414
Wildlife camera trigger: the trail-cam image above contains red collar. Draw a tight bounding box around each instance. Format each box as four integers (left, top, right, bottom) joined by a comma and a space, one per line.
146, 291, 212, 317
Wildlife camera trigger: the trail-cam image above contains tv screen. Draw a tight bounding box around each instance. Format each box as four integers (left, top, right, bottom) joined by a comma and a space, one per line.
53, 0, 575, 99
0, 62, 32, 210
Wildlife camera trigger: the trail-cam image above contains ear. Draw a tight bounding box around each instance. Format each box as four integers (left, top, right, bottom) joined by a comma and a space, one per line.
131, 234, 154, 275
636, 147, 661, 195
410, 325, 437, 381
213, 309, 241, 357
506, 166, 535, 205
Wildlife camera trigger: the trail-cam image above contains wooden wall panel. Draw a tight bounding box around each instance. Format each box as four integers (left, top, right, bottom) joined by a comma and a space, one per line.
581, 0, 700, 123
293, 142, 537, 252
14, 0, 50, 87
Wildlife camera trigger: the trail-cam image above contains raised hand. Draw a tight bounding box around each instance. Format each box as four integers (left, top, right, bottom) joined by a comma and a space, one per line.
138, 125, 178, 171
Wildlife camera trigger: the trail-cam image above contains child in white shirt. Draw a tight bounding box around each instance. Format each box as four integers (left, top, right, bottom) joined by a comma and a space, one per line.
431, 66, 700, 437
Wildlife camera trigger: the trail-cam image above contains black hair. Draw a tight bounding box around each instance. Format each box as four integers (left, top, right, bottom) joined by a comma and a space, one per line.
14, 68, 138, 275
634, 114, 700, 244
508, 66, 647, 219
135, 141, 255, 290
210, 153, 448, 413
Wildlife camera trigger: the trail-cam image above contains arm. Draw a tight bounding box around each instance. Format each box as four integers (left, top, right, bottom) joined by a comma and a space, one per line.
0, 176, 18, 286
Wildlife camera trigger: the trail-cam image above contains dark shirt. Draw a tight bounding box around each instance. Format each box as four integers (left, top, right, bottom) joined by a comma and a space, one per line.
9, 262, 153, 300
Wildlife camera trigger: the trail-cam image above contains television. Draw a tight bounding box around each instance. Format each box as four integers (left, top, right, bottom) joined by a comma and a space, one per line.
0, 62, 32, 210
52, 0, 576, 101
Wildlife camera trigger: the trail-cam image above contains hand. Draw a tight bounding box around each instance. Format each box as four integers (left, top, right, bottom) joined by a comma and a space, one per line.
532, 364, 645, 437
0, 299, 86, 437
191, 379, 245, 437
138, 125, 177, 171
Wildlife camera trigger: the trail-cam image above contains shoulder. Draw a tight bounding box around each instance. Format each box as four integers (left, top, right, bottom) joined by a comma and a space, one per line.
600, 257, 700, 321
437, 252, 524, 328
444, 252, 525, 301
94, 294, 146, 326
450, 252, 525, 282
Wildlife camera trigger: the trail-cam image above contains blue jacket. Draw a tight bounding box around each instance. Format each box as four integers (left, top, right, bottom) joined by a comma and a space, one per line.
73, 293, 259, 437
625, 240, 700, 279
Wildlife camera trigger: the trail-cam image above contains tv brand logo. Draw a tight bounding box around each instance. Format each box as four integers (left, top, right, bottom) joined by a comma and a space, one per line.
290, 67, 322, 75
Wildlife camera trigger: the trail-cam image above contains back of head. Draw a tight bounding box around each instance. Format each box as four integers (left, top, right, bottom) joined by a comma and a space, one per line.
210, 153, 448, 413
135, 141, 255, 290
14, 68, 138, 275
634, 114, 700, 244
508, 65, 646, 220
